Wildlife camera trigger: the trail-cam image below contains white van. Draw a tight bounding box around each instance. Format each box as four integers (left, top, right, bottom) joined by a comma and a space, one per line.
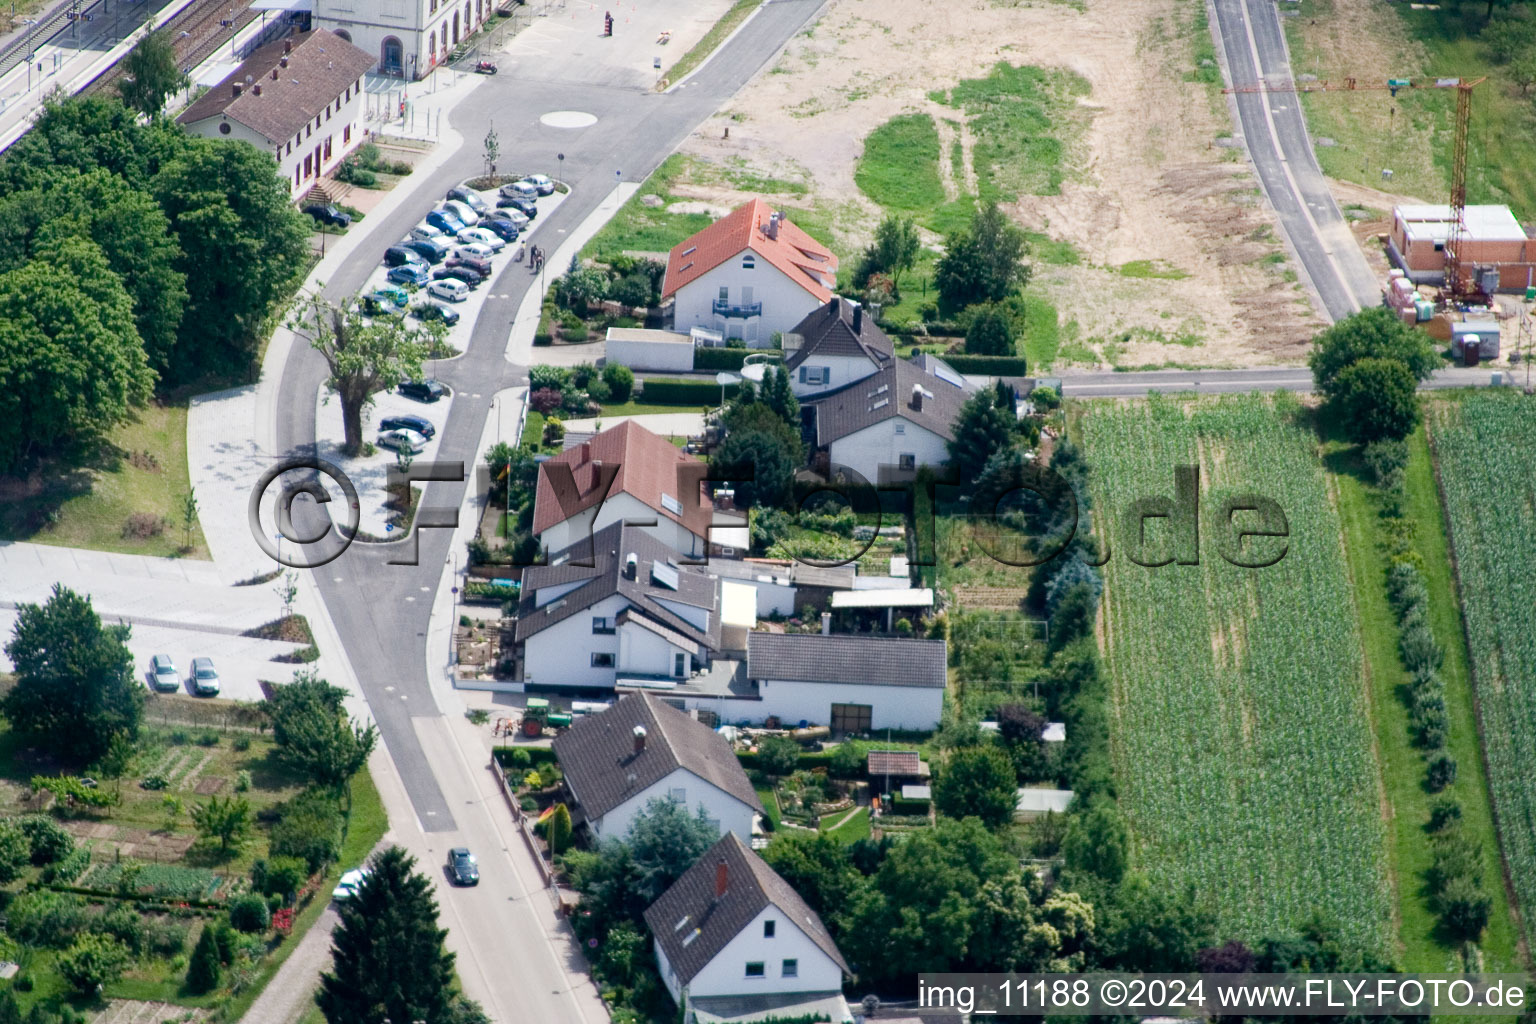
442, 200, 480, 226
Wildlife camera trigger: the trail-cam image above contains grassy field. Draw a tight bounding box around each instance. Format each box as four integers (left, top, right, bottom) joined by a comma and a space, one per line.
1328, 426, 1520, 972
818, 806, 871, 844
1080, 394, 1392, 955
0, 402, 210, 559
1426, 391, 1536, 957
855, 113, 945, 215
1284, 0, 1536, 217
658, 0, 761, 88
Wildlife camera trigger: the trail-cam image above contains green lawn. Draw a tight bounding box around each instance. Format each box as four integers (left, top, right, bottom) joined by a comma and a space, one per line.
855, 113, 945, 213
0, 402, 210, 559
755, 785, 781, 830
1328, 426, 1520, 974
818, 806, 871, 845
658, 0, 761, 87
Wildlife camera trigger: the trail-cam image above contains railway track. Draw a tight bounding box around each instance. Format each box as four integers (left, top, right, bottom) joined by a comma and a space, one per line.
83, 0, 255, 96
0, 0, 88, 80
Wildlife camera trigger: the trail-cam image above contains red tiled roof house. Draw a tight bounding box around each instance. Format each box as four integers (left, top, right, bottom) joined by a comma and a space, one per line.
662, 199, 838, 347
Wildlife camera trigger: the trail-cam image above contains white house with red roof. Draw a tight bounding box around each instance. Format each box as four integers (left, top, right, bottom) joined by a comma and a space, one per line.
662, 199, 838, 345
532, 421, 746, 560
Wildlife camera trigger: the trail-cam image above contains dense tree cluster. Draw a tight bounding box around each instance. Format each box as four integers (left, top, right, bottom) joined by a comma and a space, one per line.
1308, 308, 1439, 444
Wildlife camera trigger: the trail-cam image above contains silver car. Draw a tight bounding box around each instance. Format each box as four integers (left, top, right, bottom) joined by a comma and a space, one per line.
190, 657, 220, 696
378, 428, 428, 455
150, 654, 179, 692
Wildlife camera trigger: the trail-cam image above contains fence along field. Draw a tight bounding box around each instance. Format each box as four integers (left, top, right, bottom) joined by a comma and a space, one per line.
1427, 392, 1536, 952
1079, 393, 1393, 955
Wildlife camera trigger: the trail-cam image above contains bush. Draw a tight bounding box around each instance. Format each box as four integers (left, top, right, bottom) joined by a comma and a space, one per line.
965, 306, 1015, 355
1438, 875, 1492, 941
1399, 622, 1443, 674
94, 904, 146, 955
758, 737, 802, 777
1363, 439, 1410, 489
141, 773, 169, 790
585, 375, 612, 403
610, 272, 652, 309
1428, 797, 1463, 833
6, 890, 90, 947
639, 377, 738, 405
233, 735, 251, 752
185, 926, 221, 994
144, 918, 188, 956
694, 347, 779, 371
19, 814, 75, 865
1427, 753, 1458, 793
937, 353, 1029, 376
530, 387, 563, 414
42, 843, 91, 885
602, 363, 634, 401
57, 932, 131, 995
268, 789, 343, 873
829, 741, 867, 779
228, 894, 271, 933
235, 770, 252, 793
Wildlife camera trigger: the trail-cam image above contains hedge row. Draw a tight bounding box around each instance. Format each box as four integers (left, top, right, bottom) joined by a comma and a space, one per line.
693, 348, 782, 371
736, 749, 835, 774
43, 884, 225, 913
939, 353, 1029, 376
493, 745, 560, 768
637, 377, 740, 405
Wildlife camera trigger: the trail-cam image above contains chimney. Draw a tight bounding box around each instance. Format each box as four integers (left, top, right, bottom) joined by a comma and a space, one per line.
820, 612, 831, 635
252, 83, 262, 96
714, 860, 728, 899
852, 303, 863, 334
624, 552, 638, 580
581, 441, 591, 462
633, 725, 647, 755
284, 38, 292, 54
271, 67, 279, 80
829, 296, 840, 318
765, 211, 780, 240
910, 384, 923, 412
232, 82, 243, 97
280, 55, 289, 69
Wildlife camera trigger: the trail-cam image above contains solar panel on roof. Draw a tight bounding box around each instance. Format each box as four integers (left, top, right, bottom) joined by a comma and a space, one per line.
652, 561, 679, 590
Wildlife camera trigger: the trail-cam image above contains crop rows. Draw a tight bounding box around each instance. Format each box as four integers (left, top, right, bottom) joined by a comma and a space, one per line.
1426, 392, 1536, 951
1079, 394, 1392, 955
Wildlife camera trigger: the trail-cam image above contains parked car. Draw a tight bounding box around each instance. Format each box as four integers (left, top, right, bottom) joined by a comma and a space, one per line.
367, 286, 410, 309
453, 242, 495, 262
447, 847, 480, 886
377, 428, 428, 454
426, 209, 465, 235
402, 238, 450, 265
384, 245, 426, 268
477, 218, 520, 243
523, 174, 556, 196
489, 207, 529, 229
457, 227, 505, 252
361, 294, 404, 317
399, 379, 448, 402
333, 868, 368, 901
380, 413, 435, 439
303, 203, 352, 227
428, 278, 470, 303
410, 221, 447, 241
500, 180, 538, 200
190, 657, 220, 696
447, 186, 490, 214
442, 200, 480, 227
493, 195, 537, 219
412, 301, 461, 326
387, 263, 431, 286
150, 654, 179, 692
433, 264, 485, 287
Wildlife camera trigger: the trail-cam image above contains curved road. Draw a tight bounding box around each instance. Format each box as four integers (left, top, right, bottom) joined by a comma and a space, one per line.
1210, 0, 1381, 321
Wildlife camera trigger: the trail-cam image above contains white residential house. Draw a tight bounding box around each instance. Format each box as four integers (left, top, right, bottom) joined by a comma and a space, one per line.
745, 632, 947, 732
644, 833, 851, 1022
551, 693, 763, 843
783, 296, 894, 398
662, 199, 838, 345
177, 30, 376, 201
312, 0, 492, 77
514, 522, 756, 690
533, 420, 746, 560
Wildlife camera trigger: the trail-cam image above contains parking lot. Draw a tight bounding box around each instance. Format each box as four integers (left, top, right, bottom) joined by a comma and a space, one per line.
315, 383, 454, 539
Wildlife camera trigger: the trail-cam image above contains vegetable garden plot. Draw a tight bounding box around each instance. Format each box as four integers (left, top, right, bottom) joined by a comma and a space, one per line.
1080, 394, 1392, 955
1427, 392, 1536, 951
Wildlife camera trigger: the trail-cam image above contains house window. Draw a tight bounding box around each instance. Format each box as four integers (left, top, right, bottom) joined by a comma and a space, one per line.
763, 920, 775, 938
591, 652, 615, 668
718, 286, 729, 302
899, 454, 916, 470
745, 963, 765, 979
798, 366, 827, 385
344, 125, 351, 144
670, 787, 686, 803
894, 423, 905, 435
782, 959, 798, 978
592, 616, 615, 635
742, 254, 755, 269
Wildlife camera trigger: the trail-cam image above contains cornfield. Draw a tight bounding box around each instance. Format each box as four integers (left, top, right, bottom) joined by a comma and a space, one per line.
1080, 394, 1392, 955
1427, 392, 1536, 952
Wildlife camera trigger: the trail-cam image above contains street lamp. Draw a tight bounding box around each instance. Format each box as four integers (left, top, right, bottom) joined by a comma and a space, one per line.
22, 19, 37, 91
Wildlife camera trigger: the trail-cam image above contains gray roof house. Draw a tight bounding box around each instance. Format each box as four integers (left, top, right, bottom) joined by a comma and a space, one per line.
644, 832, 850, 1021
551, 693, 762, 842
744, 633, 948, 732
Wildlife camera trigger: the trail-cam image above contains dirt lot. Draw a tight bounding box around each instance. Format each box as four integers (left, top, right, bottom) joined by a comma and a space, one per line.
665, 0, 1345, 368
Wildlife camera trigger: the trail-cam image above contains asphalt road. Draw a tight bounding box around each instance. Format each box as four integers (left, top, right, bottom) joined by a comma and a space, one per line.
1209, 0, 1382, 321
1057, 364, 1503, 397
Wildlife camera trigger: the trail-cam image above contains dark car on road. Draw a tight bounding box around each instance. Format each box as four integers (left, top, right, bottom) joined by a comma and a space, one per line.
432, 265, 485, 288
447, 847, 479, 886
399, 379, 448, 403
380, 413, 435, 439
303, 203, 352, 227
384, 245, 426, 268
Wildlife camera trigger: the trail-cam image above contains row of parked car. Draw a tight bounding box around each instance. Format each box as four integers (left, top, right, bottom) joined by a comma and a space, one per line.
149, 654, 220, 696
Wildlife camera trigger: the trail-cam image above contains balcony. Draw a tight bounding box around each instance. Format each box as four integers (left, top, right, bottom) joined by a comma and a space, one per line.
712, 299, 762, 319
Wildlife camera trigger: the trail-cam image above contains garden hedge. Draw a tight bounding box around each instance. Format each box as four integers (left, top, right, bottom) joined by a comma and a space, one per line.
636, 377, 739, 405
693, 348, 782, 371
940, 354, 1029, 376
736, 749, 835, 774
493, 746, 559, 768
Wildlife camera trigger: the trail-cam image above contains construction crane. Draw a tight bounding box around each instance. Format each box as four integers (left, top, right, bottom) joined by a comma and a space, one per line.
1223, 75, 1487, 301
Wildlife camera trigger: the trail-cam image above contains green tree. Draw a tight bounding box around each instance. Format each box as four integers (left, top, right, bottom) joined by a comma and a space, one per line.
966, 306, 1015, 355
153, 136, 308, 382
934, 201, 1030, 311
0, 238, 153, 472
1329, 356, 1421, 444
190, 795, 252, 855
1098, 874, 1216, 972
947, 389, 1017, 484
761, 830, 867, 923
57, 933, 131, 995
317, 847, 455, 1024
118, 30, 188, 118
0, 819, 29, 885
761, 365, 799, 428
933, 746, 1017, 828
93, 732, 136, 797
712, 402, 803, 509
269, 788, 343, 873
17, 815, 73, 865
1061, 796, 1130, 884
626, 799, 720, 904
291, 295, 435, 454
601, 362, 635, 402
0, 95, 187, 194
873, 214, 921, 292
185, 924, 222, 994
180, 490, 199, 552
2, 585, 143, 765
548, 802, 572, 856
758, 736, 802, 777
1308, 307, 1439, 396
558, 266, 608, 310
